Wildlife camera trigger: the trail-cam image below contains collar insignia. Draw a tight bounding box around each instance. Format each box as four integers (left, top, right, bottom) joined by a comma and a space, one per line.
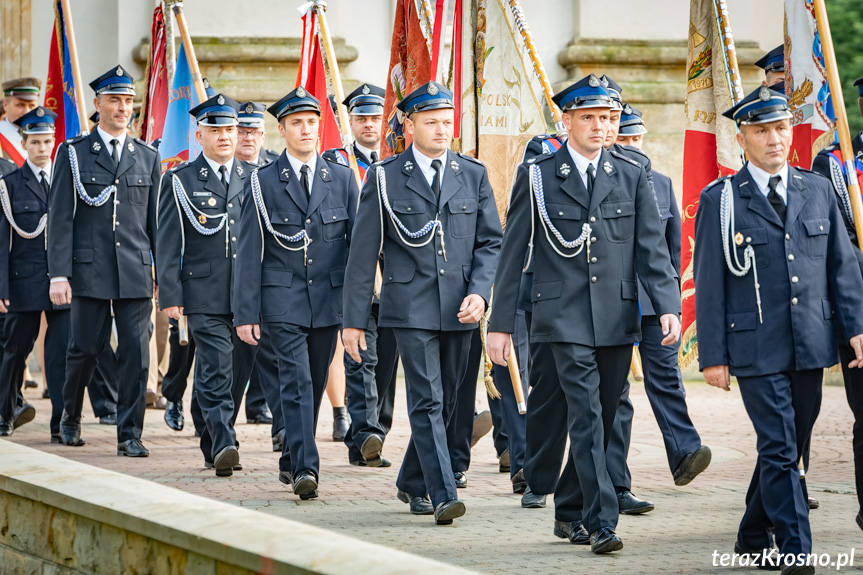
560, 162, 571, 176
236, 164, 244, 177
280, 167, 291, 181
450, 159, 459, 172
603, 161, 613, 174
320, 167, 330, 181
93, 140, 102, 152
127, 141, 135, 153
404, 160, 414, 172
199, 166, 208, 178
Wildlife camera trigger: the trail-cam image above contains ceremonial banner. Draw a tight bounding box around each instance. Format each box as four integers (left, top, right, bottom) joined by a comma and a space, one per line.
40, 1, 82, 160
159, 44, 199, 172
679, 0, 743, 368
456, 0, 548, 227
784, 0, 835, 168
381, 0, 434, 158
139, 6, 169, 144
296, 5, 341, 152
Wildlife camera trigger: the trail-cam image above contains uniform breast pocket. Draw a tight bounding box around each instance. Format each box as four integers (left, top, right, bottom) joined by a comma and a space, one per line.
447, 198, 477, 238
735, 226, 769, 268
79, 171, 114, 198
726, 311, 758, 368
321, 206, 349, 242
271, 210, 303, 236
391, 199, 427, 232
12, 201, 39, 217
803, 218, 830, 260
546, 203, 583, 238
124, 174, 152, 205
600, 200, 635, 243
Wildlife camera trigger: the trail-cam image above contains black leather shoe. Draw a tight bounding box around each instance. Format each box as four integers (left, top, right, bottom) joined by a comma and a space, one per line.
117, 439, 150, 457
99, 413, 117, 425
278, 471, 293, 486
13, 403, 35, 429
292, 470, 318, 500
212, 446, 240, 477
50, 433, 62, 444
617, 490, 654, 514
521, 487, 547, 508
733, 541, 781, 571
24, 379, 37, 389
590, 527, 623, 554
397, 490, 434, 515
332, 407, 350, 441
857, 511, 863, 532
205, 460, 242, 471
350, 457, 392, 468
360, 435, 383, 464
59, 412, 84, 446
808, 496, 819, 509
499, 448, 510, 473
434, 499, 465, 525
0, 416, 12, 436
247, 410, 273, 425
272, 428, 285, 452
471, 410, 492, 447
673, 445, 712, 486
553, 519, 590, 544
164, 401, 184, 431
42, 387, 50, 399
511, 469, 527, 494
453, 471, 467, 488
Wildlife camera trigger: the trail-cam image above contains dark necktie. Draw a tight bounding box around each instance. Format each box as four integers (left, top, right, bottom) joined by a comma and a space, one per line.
431, 159, 442, 199
110, 139, 120, 168
300, 164, 311, 196
371, 151, 379, 163
586, 163, 596, 195
219, 165, 228, 192
39, 171, 49, 196
767, 174, 785, 223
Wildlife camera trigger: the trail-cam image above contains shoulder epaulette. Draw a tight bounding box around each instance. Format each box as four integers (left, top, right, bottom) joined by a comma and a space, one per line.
456, 152, 484, 166
617, 145, 650, 167
66, 134, 88, 145
525, 153, 555, 165
167, 161, 191, 175
817, 143, 840, 155
794, 166, 830, 180
609, 148, 641, 167
134, 138, 157, 153
378, 154, 400, 165
705, 174, 732, 189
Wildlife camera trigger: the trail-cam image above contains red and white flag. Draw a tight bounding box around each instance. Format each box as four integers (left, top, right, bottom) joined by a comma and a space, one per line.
296, 4, 341, 152
138, 6, 169, 144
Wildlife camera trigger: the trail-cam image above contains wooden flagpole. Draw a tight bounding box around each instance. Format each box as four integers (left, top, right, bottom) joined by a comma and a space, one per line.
59, 0, 89, 134
813, 0, 863, 249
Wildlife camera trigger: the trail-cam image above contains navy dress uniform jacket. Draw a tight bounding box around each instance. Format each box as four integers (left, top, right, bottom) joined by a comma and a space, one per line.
343, 146, 502, 332
638, 170, 681, 315
489, 146, 680, 344
694, 164, 863, 376
156, 155, 253, 315
233, 152, 356, 328
0, 166, 58, 311
0, 157, 15, 177
48, 133, 160, 300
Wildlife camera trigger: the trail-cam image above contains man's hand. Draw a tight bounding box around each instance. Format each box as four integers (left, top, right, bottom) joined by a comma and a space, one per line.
342, 327, 367, 363
703, 364, 731, 391
237, 324, 261, 346
0, 299, 9, 314
849, 334, 863, 368
487, 332, 512, 366
162, 306, 183, 321
659, 313, 681, 346
458, 293, 485, 324
49, 280, 72, 306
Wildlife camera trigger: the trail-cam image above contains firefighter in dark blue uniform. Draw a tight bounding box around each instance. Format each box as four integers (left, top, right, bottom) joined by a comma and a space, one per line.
694, 86, 863, 573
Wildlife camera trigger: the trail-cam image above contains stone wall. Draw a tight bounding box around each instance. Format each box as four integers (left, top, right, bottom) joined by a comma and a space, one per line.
0, 440, 475, 575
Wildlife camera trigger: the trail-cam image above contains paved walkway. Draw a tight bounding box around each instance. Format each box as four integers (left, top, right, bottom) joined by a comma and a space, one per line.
5, 375, 862, 574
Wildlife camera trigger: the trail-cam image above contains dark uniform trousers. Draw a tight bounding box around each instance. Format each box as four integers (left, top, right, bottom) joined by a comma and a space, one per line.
253, 324, 283, 439
160, 320, 204, 434
48, 133, 161, 443
838, 342, 863, 513
343, 302, 399, 463
489, 146, 679, 534
694, 164, 863, 556
489, 309, 529, 478
233, 151, 357, 480
447, 328, 482, 473
156, 156, 254, 460
343, 147, 501, 508
89, 347, 119, 418
244, 364, 269, 419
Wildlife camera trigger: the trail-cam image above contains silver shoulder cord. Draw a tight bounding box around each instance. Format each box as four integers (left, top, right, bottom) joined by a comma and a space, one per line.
522, 163, 591, 270
250, 169, 311, 264
829, 154, 855, 225
719, 178, 762, 323
68, 145, 119, 230
0, 179, 48, 250
171, 174, 230, 257
375, 165, 447, 260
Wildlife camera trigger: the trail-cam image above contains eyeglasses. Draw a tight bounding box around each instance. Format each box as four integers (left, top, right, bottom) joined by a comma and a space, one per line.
238, 129, 263, 139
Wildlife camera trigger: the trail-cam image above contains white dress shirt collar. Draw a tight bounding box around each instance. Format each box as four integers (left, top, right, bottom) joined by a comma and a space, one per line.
355, 143, 379, 164
203, 155, 234, 185
286, 153, 317, 194
411, 145, 446, 188
26, 159, 51, 185
566, 142, 602, 189
747, 161, 789, 204
96, 126, 127, 162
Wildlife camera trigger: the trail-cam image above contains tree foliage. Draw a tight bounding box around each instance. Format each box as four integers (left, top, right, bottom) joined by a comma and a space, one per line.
826, 0, 863, 134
